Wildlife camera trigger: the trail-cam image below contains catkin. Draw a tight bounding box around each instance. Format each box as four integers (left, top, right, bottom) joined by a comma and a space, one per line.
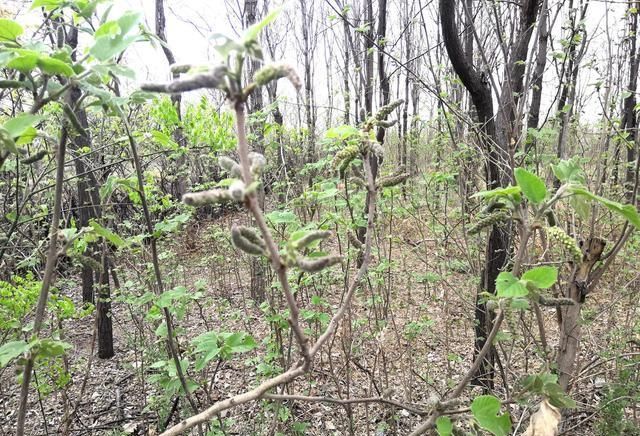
468, 211, 510, 235
546, 226, 582, 263
296, 255, 342, 273
293, 230, 331, 249
231, 225, 265, 256
182, 189, 232, 206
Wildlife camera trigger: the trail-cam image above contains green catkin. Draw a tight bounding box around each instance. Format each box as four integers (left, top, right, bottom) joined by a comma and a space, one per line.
21, 150, 47, 164
74, 254, 103, 272
333, 144, 359, 171
374, 99, 404, 121
546, 226, 582, 263
182, 189, 232, 206
377, 173, 410, 188
231, 225, 265, 256
296, 255, 342, 273
293, 230, 331, 249
377, 119, 397, 128
468, 210, 510, 235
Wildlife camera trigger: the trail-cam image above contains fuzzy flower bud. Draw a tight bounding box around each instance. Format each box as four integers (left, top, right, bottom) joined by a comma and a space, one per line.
237, 226, 266, 250
231, 225, 266, 256
182, 189, 232, 206
228, 180, 246, 201
296, 255, 342, 273
219, 156, 242, 178
248, 152, 267, 176
292, 230, 331, 249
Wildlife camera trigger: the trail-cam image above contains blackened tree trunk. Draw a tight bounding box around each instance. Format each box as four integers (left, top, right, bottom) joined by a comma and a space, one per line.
440, 0, 523, 391
65, 25, 102, 306
97, 244, 114, 358
622, 1, 639, 200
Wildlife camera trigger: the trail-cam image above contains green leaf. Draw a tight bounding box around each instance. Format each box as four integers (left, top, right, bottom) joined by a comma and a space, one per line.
6, 50, 39, 73
495, 271, 528, 298
544, 383, 577, 409
3, 113, 43, 138
514, 168, 547, 204
156, 286, 188, 308
89, 220, 126, 248
570, 186, 640, 229
522, 266, 558, 289
435, 416, 453, 436
0, 340, 29, 367
36, 339, 72, 358
470, 395, 511, 436
243, 8, 281, 43
0, 19, 24, 42
552, 158, 585, 184
90, 11, 142, 61
31, 0, 64, 10
38, 56, 74, 77
223, 332, 257, 353
266, 210, 298, 225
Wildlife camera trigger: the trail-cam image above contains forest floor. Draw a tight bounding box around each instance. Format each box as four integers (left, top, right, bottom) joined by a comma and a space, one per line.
1, 207, 636, 435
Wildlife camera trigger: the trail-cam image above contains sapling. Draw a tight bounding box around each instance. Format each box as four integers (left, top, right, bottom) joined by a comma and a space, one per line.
140, 11, 390, 434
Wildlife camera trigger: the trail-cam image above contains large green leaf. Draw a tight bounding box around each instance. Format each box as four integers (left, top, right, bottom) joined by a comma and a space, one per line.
0, 340, 29, 367
38, 56, 74, 77
522, 266, 558, 289
435, 416, 453, 436
3, 113, 44, 140
243, 8, 281, 43
570, 186, 640, 229
89, 220, 126, 248
90, 11, 142, 61
495, 271, 528, 298
551, 158, 585, 184
514, 168, 547, 204
470, 395, 511, 436
0, 19, 24, 42
6, 49, 39, 73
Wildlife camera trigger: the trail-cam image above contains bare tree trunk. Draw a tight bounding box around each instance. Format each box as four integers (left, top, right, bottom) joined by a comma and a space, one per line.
557, 238, 606, 390
299, 0, 316, 162
155, 0, 187, 198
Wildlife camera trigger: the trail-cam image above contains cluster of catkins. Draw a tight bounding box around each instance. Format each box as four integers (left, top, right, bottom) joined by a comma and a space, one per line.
230, 225, 342, 273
